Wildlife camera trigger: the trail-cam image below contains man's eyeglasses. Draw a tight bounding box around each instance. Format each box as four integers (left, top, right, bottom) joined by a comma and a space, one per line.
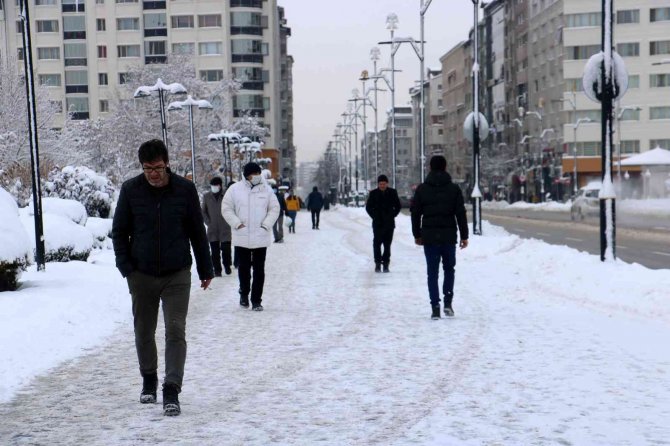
142, 166, 167, 174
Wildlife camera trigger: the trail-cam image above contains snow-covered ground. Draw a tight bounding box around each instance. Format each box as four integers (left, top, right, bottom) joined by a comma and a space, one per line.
1, 208, 669, 445
483, 197, 670, 217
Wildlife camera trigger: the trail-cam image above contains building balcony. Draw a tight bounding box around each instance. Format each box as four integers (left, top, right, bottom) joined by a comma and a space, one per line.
65, 85, 88, 94
230, 0, 262, 8
232, 54, 263, 63
240, 81, 264, 90
145, 55, 167, 64
63, 31, 86, 40
144, 28, 168, 38
230, 26, 263, 36
62, 3, 85, 13
64, 58, 87, 67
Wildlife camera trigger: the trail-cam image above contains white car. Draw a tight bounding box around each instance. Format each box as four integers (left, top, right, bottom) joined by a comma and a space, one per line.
570, 182, 601, 221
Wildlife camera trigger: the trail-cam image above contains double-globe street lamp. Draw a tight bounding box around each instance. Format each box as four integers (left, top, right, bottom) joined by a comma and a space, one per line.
207, 131, 239, 185
134, 78, 187, 150
167, 95, 212, 184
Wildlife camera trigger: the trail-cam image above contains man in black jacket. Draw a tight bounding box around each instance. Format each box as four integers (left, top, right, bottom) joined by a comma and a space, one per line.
411, 155, 468, 320
112, 139, 213, 416
307, 186, 324, 229
365, 174, 401, 273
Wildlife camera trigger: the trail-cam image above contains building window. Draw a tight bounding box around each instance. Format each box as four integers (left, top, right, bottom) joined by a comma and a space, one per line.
650, 107, 670, 120
199, 42, 223, 55
96, 18, 106, 31
36, 20, 59, 32
38, 74, 61, 86
66, 97, 89, 112
651, 139, 670, 149
565, 12, 601, 28
99, 100, 109, 113
63, 15, 86, 39
200, 70, 224, 82
99, 72, 108, 85
565, 78, 584, 92
198, 14, 222, 28
234, 94, 264, 109
118, 45, 141, 58
650, 74, 670, 88
650, 41, 670, 56
16, 21, 24, 34
96, 0, 105, 4
628, 75, 640, 88
37, 47, 60, 60
619, 140, 640, 154
17, 48, 24, 61
50, 100, 63, 113
116, 0, 139, 3
35, 0, 57, 4
172, 42, 195, 55
230, 11, 262, 26
64, 43, 87, 66
566, 45, 600, 60
117, 17, 140, 30
617, 9, 639, 24
119, 73, 130, 84
144, 13, 167, 29
569, 110, 601, 123
651, 8, 670, 22
616, 42, 639, 57
619, 109, 640, 121
64, 70, 88, 93
171, 15, 194, 28
98, 45, 107, 58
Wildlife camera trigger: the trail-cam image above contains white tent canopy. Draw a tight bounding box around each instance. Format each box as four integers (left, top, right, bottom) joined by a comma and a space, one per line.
620, 147, 670, 166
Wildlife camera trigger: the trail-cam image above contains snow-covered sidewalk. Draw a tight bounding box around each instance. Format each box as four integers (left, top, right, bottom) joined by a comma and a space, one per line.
1, 208, 669, 445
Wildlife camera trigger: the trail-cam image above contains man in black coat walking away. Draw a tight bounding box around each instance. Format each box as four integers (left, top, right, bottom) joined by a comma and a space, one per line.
112, 139, 213, 416
411, 155, 468, 320
365, 174, 401, 273
202, 176, 232, 276
307, 186, 324, 229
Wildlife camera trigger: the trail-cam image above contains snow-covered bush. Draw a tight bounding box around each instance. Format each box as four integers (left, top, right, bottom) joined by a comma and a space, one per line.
29, 197, 88, 225
43, 166, 116, 218
0, 187, 31, 291
20, 210, 94, 263
85, 217, 113, 249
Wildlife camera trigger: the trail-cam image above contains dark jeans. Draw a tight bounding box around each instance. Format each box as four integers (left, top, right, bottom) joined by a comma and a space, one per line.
237, 247, 267, 306
423, 244, 457, 307
210, 241, 231, 274
273, 213, 284, 241
127, 269, 191, 391
311, 210, 321, 228
286, 211, 297, 233
373, 226, 394, 265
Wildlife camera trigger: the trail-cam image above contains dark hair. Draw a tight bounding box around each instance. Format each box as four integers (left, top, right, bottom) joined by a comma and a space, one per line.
138, 139, 169, 164
377, 174, 389, 183
209, 176, 223, 186
429, 155, 447, 172
227, 181, 235, 188
312, 186, 318, 192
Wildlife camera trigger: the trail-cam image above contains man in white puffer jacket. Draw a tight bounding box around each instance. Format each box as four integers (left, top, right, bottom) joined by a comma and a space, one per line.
222, 162, 280, 311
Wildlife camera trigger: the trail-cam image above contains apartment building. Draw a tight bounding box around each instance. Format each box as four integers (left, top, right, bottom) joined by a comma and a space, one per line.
410, 67, 444, 179
0, 0, 294, 169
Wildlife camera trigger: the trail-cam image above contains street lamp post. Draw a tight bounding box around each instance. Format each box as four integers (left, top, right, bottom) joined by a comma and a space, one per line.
167, 95, 213, 184
419, 0, 434, 181
385, 13, 399, 188
616, 105, 642, 184
134, 78, 187, 150
348, 91, 363, 194
208, 131, 239, 185
18, 0, 46, 270
370, 47, 381, 181
571, 117, 593, 194
470, 0, 483, 235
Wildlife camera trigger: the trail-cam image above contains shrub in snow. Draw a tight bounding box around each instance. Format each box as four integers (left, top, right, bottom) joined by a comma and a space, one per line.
0, 187, 31, 291
29, 197, 88, 225
85, 217, 113, 249
20, 210, 94, 263
43, 166, 116, 218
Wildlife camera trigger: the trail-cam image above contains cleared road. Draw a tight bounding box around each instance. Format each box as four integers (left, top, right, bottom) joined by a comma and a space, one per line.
483, 210, 670, 270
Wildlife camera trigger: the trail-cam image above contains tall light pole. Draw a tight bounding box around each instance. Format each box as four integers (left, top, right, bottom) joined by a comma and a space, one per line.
208, 131, 239, 185
384, 13, 399, 188
356, 79, 370, 190
134, 78, 187, 150
616, 105, 642, 184
419, 0, 434, 181
18, 0, 45, 270
370, 47, 381, 181
471, 0, 483, 235
348, 91, 363, 194
167, 95, 212, 184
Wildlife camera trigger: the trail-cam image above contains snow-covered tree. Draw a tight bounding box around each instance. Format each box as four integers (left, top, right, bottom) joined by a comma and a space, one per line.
42, 166, 116, 218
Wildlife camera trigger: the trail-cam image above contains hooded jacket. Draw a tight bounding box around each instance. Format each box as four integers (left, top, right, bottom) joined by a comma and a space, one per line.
202, 189, 232, 243
411, 171, 468, 245
221, 179, 280, 249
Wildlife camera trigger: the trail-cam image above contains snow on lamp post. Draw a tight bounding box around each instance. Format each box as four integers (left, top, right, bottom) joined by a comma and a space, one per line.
582, 0, 629, 261
616, 105, 642, 185
208, 131, 239, 185
370, 47, 381, 181
167, 95, 212, 185
378, 13, 399, 188
18, 0, 46, 270
133, 78, 187, 150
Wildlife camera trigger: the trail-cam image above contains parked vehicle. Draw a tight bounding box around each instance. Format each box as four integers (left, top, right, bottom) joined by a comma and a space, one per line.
570, 181, 601, 221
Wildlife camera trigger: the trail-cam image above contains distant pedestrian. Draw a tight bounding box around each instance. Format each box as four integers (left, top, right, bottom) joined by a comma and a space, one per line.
285, 190, 300, 233
323, 195, 331, 211
272, 183, 287, 243
365, 174, 401, 273
222, 162, 280, 311
112, 139, 213, 416
411, 155, 469, 320
202, 176, 232, 276
306, 186, 324, 229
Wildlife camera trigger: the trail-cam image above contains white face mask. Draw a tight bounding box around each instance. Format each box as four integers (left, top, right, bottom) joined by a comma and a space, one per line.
211, 185, 221, 193
250, 175, 262, 186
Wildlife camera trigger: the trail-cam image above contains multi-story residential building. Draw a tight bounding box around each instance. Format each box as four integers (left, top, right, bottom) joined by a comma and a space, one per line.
0, 0, 294, 172
296, 160, 318, 193
410, 68, 444, 179
380, 106, 416, 196
277, 5, 295, 185
440, 40, 470, 185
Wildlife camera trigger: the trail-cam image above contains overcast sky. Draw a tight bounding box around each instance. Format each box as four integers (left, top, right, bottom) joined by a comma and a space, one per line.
279, 1, 473, 163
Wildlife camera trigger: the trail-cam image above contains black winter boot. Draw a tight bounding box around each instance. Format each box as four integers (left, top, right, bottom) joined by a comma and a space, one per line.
431, 305, 441, 320
162, 384, 181, 416
382, 263, 390, 273
375, 263, 381, 273
444, 294, 454, 317
140, 373, 158, 404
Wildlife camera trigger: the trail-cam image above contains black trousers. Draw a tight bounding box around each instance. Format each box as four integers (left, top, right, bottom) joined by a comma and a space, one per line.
210, 241, 231, 274
373, 227, 394, 265
237, 247, 267, 306
311, 210, 321, 228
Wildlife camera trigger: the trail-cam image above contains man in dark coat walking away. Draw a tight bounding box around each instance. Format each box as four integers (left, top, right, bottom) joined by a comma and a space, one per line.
272, 183, 287, 243
411, 155, 469, 320
112, 139, 213, 416
202, 176, 232, 276
307, 186, 324, 229
365, 174, 401, 273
